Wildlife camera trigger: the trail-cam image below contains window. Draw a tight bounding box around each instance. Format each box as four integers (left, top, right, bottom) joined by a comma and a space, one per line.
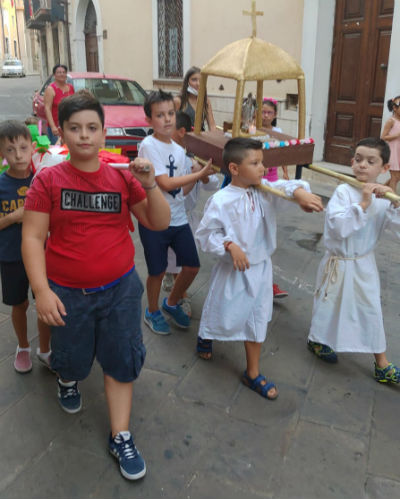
157, 0, 183, 78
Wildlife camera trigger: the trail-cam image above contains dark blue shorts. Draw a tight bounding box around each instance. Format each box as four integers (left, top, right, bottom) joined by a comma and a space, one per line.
0, 260, 30, 306
139, 223, 200, 276
49, 269, 146, 383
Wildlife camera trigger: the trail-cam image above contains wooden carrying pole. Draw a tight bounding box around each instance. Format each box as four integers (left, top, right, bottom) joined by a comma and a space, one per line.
297, 76, 306, 140
256, 79, 263, 129
193, 155, 295, 202
307, 163, 400, 203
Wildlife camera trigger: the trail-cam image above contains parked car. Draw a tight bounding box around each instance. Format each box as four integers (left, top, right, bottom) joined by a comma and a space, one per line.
32, 72, 152, 159
2, 58, 25, 77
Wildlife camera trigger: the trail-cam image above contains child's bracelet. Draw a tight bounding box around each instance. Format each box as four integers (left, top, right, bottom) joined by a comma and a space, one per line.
224, 241, 233, 251
143, 183, 157, 191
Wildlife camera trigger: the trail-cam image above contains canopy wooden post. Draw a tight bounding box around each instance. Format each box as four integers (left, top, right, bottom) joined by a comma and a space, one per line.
297, 76, 305, 139
256, 80, 263, 129
194, 73, 208, 134
232, 79, 245, 137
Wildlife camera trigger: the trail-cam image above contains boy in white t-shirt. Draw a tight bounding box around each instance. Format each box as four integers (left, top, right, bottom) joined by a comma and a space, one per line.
138, 90, 214, 335
162, 111, 220, 313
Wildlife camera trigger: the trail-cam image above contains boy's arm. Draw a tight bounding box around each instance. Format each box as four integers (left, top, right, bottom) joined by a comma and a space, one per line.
182, 159, 202, 195
22, 210, 66, 326
293, 188, 324, 212
0, 206, 24, 230
156, 160, 214, 192
268, 179, 323, 212
128, 158, 170, 230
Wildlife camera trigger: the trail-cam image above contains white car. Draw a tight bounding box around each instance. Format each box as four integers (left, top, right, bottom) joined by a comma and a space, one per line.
2, 59, 25, 77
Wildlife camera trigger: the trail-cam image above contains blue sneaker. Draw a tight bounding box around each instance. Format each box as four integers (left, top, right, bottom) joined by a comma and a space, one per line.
144, 308, 170, 335
57, 379, 82, 414
162, 297, 190, 328
109, 431, 146, 480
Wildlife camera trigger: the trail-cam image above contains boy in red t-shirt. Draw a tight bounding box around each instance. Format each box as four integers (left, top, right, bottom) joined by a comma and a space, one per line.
22, 91, 170, 481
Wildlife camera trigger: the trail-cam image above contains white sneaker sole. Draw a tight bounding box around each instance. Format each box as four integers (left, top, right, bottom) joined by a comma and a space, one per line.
109, 449, 147, 480
58, 397, 82, 414
143, 315, 171, 335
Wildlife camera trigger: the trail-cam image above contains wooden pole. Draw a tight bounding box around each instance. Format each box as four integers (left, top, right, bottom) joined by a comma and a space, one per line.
233, 79, 245, 137
193, 155, 295, 202
307, 163, 400, 203
194, 73, 208, 134
256, 80, 263, 129
297, 76, 306, 140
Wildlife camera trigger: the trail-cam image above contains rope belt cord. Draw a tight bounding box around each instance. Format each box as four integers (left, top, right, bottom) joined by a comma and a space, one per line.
315, 253, 371, 301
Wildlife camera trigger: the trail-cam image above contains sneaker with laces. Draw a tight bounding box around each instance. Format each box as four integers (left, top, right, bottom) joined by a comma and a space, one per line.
14, 346, 32, 373
109, 431, 146, 480
57, 379, 82, 414
162, 272, 174, 292
273, 283, 288, 299
144, 308, 170, 335
162, 297, 190, 328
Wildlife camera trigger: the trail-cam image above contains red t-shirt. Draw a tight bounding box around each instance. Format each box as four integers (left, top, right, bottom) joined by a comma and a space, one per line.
24, 161, 146, 288
50, 82, 74, 127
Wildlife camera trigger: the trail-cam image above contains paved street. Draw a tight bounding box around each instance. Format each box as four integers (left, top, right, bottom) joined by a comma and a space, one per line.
0, 169, 399, 498
0, 82, 399, 498
0, 75, 42, 122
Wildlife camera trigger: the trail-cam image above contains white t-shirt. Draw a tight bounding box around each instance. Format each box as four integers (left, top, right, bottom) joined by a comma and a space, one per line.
138, 135, 188, 226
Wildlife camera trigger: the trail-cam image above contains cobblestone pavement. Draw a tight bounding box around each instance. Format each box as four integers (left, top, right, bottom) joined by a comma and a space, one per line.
0, 172, 399, 499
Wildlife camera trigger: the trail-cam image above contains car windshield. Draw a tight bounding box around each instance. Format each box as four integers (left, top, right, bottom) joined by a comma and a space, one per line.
73, 78, 146, 105
4, 61, 21, 66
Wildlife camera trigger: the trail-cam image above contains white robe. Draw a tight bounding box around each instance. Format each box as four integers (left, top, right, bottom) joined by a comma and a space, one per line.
309, 183, 400, 353
196, 179, 310, 342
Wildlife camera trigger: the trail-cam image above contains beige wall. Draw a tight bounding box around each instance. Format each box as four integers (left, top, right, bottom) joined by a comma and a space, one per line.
190, 0, 303, 98
70, 0, 304, 131
99, 0, 153, 84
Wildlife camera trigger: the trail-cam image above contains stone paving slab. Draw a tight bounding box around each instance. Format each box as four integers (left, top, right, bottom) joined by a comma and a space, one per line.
300, 354, 376, 434
1, 181, 400, 498
365, 475, 400, 499
274, 420, 369, 499
368, 388, 400, 481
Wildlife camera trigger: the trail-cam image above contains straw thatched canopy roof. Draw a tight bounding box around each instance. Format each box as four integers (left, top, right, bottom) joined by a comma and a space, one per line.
201, 37, 304, 81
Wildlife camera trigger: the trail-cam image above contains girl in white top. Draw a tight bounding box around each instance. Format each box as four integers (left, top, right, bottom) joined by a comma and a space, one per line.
308, 138, 400, 384
381, 95, 400, 193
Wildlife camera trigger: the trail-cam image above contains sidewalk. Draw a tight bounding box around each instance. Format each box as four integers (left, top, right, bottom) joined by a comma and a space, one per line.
0, 174, 399, 499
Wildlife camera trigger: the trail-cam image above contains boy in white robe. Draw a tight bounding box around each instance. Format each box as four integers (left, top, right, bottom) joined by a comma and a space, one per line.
195, 138, 324, 400
308, 137, 400, 384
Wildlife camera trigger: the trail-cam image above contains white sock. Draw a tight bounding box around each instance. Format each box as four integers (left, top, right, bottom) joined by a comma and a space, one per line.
115, 431, 131, 441
58, 379, 76, 387
36, 348, 51, 358
17, 346, 31, 353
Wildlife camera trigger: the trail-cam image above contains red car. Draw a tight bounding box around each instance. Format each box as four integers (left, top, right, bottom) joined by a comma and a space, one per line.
32, 72, 152, 159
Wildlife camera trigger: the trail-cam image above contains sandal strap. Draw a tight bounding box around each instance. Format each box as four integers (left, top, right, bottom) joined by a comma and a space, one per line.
376, 362, 400, 382
196, 337, 213, 353
242, 371, 277, 399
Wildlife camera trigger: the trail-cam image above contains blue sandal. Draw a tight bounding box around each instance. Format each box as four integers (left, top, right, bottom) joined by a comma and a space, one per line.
242, 371, 278, 400
374, 362, 400, 383
197, 337, 213, 360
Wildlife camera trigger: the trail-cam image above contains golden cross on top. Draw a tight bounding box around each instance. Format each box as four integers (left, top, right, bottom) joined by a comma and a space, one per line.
243, 0, 264, 37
